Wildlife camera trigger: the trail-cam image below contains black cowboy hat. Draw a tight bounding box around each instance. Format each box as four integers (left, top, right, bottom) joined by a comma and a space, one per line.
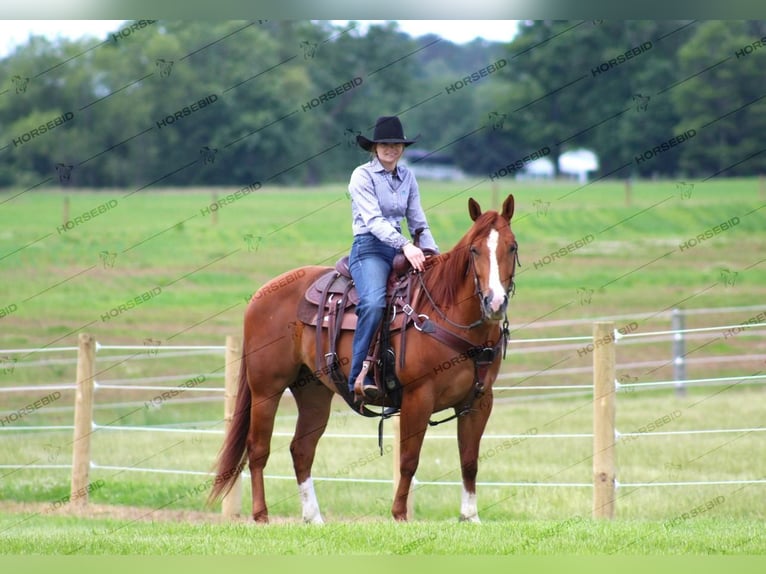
356, 116, 420, 151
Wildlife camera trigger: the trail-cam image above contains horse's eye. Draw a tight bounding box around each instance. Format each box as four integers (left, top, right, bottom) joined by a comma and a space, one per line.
469, 246, 479, 255
509, 243, 517, 253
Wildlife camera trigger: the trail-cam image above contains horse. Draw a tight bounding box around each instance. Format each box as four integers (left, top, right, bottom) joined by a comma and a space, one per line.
208, 194, 518, 523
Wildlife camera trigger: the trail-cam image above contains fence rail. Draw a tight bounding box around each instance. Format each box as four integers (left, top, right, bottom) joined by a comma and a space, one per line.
1, 306, 764, 519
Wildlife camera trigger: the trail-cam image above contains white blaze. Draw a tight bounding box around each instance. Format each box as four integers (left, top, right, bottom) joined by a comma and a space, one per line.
486, 229, 505, 312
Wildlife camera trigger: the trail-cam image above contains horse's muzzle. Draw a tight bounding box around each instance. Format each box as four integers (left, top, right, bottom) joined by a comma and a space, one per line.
482, 292, 508, 321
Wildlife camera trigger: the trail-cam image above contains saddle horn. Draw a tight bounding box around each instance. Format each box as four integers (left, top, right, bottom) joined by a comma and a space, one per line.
393, 227, 427, 276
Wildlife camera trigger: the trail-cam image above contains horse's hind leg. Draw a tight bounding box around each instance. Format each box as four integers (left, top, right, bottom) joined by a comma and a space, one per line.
247, 385, 284, 523
289, 372, 334, 523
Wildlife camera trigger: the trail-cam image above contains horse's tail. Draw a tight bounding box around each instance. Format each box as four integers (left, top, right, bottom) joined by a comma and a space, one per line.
207, 348, 251, 506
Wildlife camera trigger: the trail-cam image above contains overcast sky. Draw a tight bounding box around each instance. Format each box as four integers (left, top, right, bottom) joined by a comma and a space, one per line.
0, 20, 518, 58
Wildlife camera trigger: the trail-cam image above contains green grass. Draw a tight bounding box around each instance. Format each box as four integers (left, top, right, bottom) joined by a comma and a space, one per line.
1, 177, 764, 387
1, 514, 763, 555
1, 385, 764, 554
1, 178, 764, 344
1, 178, 765, 555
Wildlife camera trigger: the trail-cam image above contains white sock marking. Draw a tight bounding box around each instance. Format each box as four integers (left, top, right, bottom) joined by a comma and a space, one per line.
299, 477, 324, 524
460, 487, 480, 522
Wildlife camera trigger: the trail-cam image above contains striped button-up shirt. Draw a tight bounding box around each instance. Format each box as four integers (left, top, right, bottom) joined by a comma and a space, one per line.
348, 157, 439, 252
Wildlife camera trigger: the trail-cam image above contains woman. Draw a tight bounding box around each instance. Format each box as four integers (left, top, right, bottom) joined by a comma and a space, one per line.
347, 116, 439, 400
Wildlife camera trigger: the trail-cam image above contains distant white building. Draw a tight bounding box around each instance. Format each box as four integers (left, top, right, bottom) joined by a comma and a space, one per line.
558, 149, 599, 183
516, 157, 555, 180
401, 149, 467, 181
515, 148, 599, 183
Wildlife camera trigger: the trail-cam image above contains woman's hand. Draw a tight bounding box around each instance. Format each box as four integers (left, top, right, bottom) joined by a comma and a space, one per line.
402, 242, 426, 272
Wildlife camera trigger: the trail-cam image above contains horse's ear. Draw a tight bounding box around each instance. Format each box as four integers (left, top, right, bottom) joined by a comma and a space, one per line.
468, 198, 482, 221
501, 194, 515, 221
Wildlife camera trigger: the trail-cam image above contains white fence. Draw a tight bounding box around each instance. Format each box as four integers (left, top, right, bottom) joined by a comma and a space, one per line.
1, 306, 765, 519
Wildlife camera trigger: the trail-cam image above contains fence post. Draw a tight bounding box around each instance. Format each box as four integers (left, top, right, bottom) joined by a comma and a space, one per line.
70, 333, 96, 507
671, 308, 687, 397
392, 415, 414, 520
62, 195, 70, 226
221, 335, 243, 518
592, 321, 616, 519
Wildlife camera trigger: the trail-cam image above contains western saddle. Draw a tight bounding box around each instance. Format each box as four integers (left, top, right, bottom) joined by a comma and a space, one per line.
297, 236, 510, 427
296, 250, 420, 415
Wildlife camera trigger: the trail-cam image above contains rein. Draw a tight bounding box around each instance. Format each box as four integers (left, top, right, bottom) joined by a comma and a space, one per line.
416, 258, 485, 330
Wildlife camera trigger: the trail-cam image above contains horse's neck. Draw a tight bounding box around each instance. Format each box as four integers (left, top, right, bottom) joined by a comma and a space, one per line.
420, 273, 499, 340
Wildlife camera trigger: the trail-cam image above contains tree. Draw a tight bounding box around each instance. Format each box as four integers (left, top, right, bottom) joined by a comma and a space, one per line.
671, 21, 766, 177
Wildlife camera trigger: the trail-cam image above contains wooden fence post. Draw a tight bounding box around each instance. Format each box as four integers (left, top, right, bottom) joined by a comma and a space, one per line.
392, 416, 414, 520
62, 196, 70, 226
70, 333, 96, 507
592, 322, 616, 519
221, 335, 243, 518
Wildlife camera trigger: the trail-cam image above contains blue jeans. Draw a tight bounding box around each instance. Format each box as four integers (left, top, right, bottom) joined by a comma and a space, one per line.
348, 234, 397, 390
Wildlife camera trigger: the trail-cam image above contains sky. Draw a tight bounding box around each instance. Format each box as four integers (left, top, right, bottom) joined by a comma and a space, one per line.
0, 20, 518, 58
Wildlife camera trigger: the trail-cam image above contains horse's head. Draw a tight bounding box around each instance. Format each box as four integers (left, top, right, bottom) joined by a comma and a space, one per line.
466, 194, 518, 322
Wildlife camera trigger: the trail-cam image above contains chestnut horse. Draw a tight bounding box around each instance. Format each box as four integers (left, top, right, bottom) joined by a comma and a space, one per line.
208, 194, 518, 522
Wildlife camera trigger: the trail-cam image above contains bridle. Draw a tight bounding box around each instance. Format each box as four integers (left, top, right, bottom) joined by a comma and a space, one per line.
415, 237, 519, 331
391, 234, 519, 425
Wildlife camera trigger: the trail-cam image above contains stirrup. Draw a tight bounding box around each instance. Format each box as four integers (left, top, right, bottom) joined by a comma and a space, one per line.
353, 361, 381, 400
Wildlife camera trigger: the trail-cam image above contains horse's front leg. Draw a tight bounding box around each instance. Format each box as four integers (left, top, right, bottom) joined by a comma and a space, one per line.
392, 388, 434, 521
456, 391, 493, 522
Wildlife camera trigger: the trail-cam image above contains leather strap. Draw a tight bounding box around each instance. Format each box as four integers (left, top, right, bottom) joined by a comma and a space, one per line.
397, 297, 508, 426
315, 272, 338, 374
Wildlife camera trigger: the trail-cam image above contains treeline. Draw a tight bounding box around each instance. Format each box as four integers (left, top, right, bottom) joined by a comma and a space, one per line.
0, 19, 764, 189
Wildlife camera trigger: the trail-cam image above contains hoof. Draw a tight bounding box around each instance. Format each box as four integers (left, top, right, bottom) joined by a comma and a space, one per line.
459, 513, 481, 523
253, 511, 269, 524
303, 513, 324, 525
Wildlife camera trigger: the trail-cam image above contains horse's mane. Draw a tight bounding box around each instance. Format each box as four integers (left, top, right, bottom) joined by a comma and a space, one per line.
421, 211, 503, 311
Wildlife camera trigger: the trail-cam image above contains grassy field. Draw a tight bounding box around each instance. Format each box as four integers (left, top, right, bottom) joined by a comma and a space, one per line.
1, 177, 765, 555
1, 384, 765, 554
